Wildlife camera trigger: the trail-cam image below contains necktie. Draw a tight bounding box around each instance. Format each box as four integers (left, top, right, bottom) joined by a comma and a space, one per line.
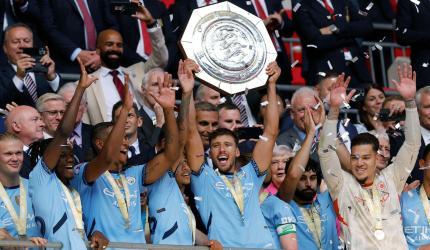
322, 0, 335, 15
129, 146, 136, 158
205, 0, 211, 5
23, 74, 38, 103
140, 20, 152, 56
75, 0, 97, 50
232, 95, 249, 127
109, 70, 124, 99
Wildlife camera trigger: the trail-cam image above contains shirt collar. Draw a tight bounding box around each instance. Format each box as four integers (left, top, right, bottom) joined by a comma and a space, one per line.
421, 126, 430, 145
100, 66, 125, 77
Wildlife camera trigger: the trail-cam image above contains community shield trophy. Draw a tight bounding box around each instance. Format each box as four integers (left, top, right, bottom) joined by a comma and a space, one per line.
179, 1, 277, 95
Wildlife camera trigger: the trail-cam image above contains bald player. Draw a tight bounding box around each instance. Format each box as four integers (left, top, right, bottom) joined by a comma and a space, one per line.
82, 2, 168, 125
5, 105, 45, 178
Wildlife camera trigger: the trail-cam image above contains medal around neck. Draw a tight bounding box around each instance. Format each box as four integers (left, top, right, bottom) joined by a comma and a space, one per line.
179, 1, 277, 95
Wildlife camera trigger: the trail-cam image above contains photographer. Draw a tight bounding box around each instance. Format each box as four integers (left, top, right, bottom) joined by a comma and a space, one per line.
0, 23, 62, 108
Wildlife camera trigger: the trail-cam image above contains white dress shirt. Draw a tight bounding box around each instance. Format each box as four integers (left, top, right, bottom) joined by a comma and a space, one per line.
11, 64, 60, 93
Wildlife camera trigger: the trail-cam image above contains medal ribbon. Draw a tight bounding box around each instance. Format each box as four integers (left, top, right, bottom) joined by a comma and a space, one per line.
300, 205, 322, 248
360, 184, 383, 232
184, 205, 196, 245
419, 186, 430, 225
60, 182, 85, 238
0, 178, 27, 237
217, 170, 244, 217
104, 172, 131, 228
259, 190, 269, 204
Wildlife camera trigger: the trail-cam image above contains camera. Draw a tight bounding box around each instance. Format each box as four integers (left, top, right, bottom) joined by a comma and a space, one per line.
22, 47, 48, 74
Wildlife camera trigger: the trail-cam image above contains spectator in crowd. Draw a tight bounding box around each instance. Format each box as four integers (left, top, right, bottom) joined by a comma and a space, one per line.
357, 84, 386, 132
217, 103, 243, 131
111, 101, 155, 166
37, 0, 116, 73
0, 0, 45, 60
194, 101, 218, 151
195, 84, 221, 107
396, 0, 430, 89
112, 0, 179, 76
278, 105, 341, 249
28, 58, 109, 249
264, 144, 294, 195
138, 67, 168, 147
186, 61, 281, 248
0, 23, 62, 108
170, 0, 218, 36
318, 65, 420, 248
5, 105, 44, 178
401, 143, 430, 249
293, 0, 373, 88
368, 129, 391, 171
381, 96, 405, 131
71, 71, 179, 246
82, 2, 168, 125
314, 72, 338, 104
258, 93, 292, 133
0, 133, 47, 246
230, 0, 294, 85
277, 87, 324, 162
35, 93, 65, 139
58, 82, 93, 163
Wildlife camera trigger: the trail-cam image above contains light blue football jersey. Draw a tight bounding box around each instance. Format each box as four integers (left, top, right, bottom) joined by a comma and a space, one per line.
288, 191, 341, 250
71, 163, 146, 249
29, 159, 87, 250
260, 194, 297, 249
0, 179, 39, 238
191, 160, 274, 248
401, 187, 430, 250
147, 171, 193, 245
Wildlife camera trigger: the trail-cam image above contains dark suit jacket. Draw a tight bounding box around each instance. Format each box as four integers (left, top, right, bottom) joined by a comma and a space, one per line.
170, 0, 199, 37
37, 0, 117, 73
126, 133, 156, 167
0, 116, 5, 134
73, 123, 93, 163
293, 0, 373, 87
227, 0, 294, 84
276, 125, 320, 163
112, 0, 179, 73
19, 150, 33, 179
139, 107, 163, 147
396, 0, 430, 89
0, 62, 63, 108
0, 0, 45, 60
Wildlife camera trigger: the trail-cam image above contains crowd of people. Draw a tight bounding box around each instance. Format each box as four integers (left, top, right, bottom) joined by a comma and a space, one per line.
0, 0, 429, 250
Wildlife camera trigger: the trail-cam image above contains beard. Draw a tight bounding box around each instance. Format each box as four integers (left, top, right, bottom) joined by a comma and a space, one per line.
100, 50, 122, 69
295, 187, 317, 203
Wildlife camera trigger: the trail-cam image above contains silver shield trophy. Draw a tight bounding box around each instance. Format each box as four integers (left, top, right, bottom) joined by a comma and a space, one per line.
179, 1, 277, 95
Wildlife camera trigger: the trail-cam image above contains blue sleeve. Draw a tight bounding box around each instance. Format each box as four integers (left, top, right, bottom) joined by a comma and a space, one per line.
70, 163, 90, 193
243, 160, 267, 189
272, 200, 297, 227
28, 158, 54, 186
191, 163, 210, 197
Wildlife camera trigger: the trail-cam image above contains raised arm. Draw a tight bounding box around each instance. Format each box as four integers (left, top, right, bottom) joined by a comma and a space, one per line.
318, 74, 354, 199
144, 73, 180, 184
169, 59, 199, 171
84, 76, 133, 182
252, 62, 280, 173
43, 59, 98, 169
388, 64, 421, 193
278, 107, 317, 202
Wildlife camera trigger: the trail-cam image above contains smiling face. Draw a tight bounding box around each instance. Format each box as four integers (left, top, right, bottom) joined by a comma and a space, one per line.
291, 95, 320, 132
97, 30, 123, 69
210, 134, 240, 173
0, 139, 24, 178
351, 144, 378, 185
3, 26, 33, 64
55, 145, 75, 181
40, 99, 66, 136
175, 157, 191, 186
364, 88, 385, 116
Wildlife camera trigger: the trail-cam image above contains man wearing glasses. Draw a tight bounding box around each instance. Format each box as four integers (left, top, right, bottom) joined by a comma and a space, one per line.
35, 93, 65, 139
